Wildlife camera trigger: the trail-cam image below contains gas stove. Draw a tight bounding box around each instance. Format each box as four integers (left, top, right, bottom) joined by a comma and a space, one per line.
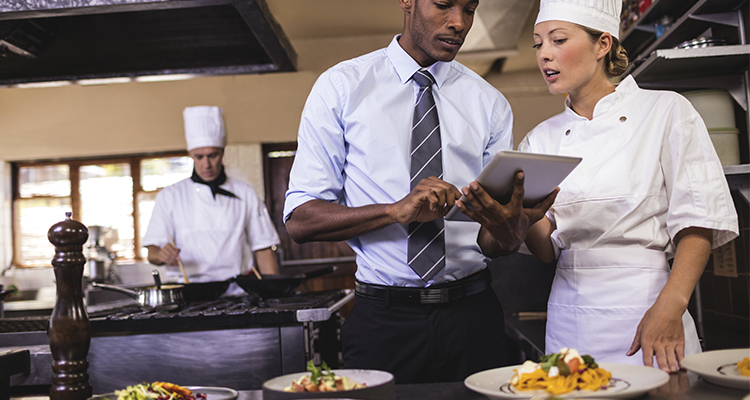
2, 289, 354, 392
86, 289, 352, 333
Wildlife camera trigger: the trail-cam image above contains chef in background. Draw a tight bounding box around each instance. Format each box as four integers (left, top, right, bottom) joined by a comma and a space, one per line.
143, 106, 280, 285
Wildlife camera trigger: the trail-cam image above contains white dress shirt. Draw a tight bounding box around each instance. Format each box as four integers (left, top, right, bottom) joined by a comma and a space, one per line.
284, 35, 514, 287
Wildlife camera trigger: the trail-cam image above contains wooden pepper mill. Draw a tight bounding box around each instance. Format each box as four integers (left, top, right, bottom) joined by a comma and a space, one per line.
48, 212, 92, 399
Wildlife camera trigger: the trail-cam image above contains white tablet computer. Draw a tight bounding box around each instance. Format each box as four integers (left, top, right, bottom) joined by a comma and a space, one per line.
444, 150, 582, 221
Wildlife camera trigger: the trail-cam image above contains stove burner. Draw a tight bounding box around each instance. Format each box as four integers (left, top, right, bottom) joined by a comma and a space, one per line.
0, 290, 352, 335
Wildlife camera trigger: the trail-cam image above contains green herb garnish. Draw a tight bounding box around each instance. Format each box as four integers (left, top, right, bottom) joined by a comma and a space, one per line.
307, 360, 334, 384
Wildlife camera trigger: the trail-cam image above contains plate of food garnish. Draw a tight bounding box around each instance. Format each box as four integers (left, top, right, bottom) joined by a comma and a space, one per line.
464, 348, 670, 399
89, 381, 238, 400
680, 348, 750, 390
262, 360, 394, 400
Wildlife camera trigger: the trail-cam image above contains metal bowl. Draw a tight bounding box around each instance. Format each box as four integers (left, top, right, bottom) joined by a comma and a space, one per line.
676, 37, 728, 49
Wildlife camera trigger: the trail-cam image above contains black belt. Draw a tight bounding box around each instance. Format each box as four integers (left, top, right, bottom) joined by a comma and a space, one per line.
355, 269, 491, 304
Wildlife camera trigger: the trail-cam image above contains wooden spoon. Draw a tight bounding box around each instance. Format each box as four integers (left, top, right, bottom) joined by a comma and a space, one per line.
168, 235, 190, 284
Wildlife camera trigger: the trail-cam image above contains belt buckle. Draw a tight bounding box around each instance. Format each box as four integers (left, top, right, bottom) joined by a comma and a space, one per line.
419, 287, 449, 304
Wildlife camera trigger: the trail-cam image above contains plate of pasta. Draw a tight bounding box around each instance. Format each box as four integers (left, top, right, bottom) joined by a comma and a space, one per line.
680, 348, 750, 390
464, 348, 670, 399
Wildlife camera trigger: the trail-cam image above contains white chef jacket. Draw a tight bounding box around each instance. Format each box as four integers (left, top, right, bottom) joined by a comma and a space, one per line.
284, 35, 513, 287
519, 75, 739, 364
142, 176, 280, 283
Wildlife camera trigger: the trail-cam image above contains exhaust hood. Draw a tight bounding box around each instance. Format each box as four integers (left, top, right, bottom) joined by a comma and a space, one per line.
0, 0, 297, 86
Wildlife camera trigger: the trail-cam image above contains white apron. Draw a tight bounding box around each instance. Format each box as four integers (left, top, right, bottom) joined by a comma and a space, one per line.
546, 248, 701, 365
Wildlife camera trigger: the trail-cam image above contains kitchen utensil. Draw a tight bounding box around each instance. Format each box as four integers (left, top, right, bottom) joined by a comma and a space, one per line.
235, 265, 337, 299
676, 36, 728, 49
181, 278, 234, 303
169, 235, 190, 284
262, 369, 394, 400
250, 266, 263, 280
152, 269, 161, 288
91, 280, 184, 310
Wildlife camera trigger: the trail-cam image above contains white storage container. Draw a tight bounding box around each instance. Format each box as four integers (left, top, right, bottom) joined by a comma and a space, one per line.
684, 90, 736, 130
709, 127, 741, 166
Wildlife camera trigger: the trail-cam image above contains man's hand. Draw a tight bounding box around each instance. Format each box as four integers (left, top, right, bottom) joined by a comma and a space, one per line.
457, 171, 557, 255
147, 243, 181, 266
390, 176, 462, 224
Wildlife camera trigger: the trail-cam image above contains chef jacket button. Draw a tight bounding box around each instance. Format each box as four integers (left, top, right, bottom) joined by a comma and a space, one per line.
565, 129, 571, 136
195, 187, 200, 192
620, 116, 627, 122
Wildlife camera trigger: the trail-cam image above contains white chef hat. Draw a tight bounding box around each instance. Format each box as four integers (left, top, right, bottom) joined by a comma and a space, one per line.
535, 0, 622, 39
183, 106, 226, 151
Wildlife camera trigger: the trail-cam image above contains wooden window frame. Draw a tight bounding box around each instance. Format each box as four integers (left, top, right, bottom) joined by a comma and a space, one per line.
11, 151, 187, 267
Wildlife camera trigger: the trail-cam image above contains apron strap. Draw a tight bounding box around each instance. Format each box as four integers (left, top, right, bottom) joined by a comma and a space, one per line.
558, 248, 668, 270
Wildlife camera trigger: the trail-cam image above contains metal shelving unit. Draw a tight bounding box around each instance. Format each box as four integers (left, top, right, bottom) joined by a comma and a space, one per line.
624, 0, 749, 167
624, 0, 747, 64
631, 45, 750, 109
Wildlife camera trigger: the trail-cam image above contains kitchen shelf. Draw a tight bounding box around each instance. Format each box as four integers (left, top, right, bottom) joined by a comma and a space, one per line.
625, 0, 746, 64
630, 45, 750, 109
632, 45, 750, 81
621, 0, 701, 59
623, 0, 749, 165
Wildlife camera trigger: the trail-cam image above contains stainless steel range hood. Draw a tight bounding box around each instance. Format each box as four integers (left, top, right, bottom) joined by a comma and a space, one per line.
0, 0, 297, 85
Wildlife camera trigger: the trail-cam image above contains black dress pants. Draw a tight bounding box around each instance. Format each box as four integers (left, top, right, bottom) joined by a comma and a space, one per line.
340, 286, 507, 384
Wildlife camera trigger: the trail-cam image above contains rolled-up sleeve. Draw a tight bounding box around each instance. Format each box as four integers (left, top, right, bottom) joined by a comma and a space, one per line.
283, 70, 347, 222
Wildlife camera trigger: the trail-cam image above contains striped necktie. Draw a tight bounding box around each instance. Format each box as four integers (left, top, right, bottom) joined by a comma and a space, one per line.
408, 69, 446, 283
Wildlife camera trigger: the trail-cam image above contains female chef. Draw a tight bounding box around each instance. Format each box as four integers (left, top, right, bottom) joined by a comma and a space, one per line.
519, 0, 739, 372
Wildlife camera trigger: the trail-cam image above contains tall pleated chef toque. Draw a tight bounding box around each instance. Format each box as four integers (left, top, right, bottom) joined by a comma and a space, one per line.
183, 106, 226, 151
535, 0, 622, 39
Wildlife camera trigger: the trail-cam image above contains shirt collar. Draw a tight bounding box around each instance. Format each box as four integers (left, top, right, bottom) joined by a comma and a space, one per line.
387, 34, 451, 89
564, 75, 639, 119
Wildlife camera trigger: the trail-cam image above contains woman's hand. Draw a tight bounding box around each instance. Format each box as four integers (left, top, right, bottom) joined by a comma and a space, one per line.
628, 227, 713, 372
627, 297, 685, 372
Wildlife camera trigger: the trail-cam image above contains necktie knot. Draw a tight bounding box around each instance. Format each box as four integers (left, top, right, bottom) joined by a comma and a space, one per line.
412, 70, 435, 89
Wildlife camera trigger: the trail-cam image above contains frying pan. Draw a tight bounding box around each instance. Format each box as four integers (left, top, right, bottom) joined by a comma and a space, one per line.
235, 265, 337, 299
91, 270, 184, 310
181, 277, 234, 303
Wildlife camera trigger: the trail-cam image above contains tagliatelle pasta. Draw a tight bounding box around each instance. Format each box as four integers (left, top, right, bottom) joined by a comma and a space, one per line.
511, 348, 612, 395
738, 357, 750, 377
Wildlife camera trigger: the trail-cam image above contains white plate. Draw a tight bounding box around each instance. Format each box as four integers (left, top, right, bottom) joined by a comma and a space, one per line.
262, 369, 394, 400
680, 348, 750, 390
90, 386, 238, 400
464, 362, 670, 399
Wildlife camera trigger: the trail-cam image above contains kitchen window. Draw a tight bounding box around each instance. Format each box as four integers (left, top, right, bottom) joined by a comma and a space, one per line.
12, 153, 191, 267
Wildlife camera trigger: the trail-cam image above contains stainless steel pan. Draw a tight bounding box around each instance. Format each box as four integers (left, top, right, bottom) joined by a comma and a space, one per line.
91, 270, 184, 310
